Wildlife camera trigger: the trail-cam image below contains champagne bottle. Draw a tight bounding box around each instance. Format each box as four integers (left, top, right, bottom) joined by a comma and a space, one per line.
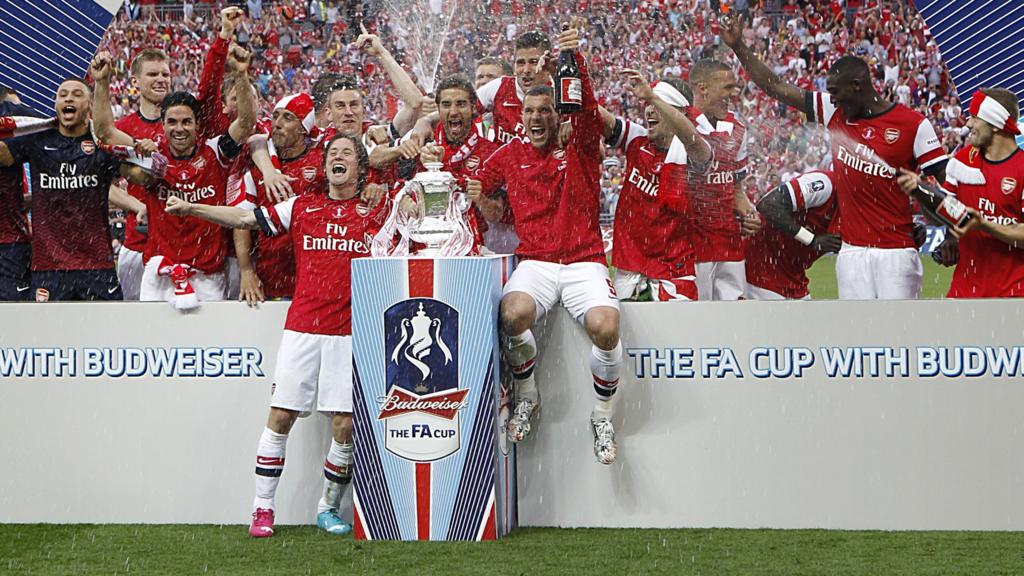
555, 23, 582, 114
912, 181, 973, 228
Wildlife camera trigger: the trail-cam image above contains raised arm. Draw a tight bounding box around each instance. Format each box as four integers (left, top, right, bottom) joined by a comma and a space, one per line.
90, 52, 136, 146
721, 15, 808, 113
355, 24, 425, 133
165, 195, 260, 229
622, 69, 711, 165
226, 46, 257, 145
196, 7, 242, 136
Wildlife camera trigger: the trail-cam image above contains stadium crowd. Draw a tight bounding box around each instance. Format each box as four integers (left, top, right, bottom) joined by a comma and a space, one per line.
101, 0, 966, 209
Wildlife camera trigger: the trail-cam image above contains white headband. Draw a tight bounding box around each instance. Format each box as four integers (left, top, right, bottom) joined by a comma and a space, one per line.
652, 81, 690, 109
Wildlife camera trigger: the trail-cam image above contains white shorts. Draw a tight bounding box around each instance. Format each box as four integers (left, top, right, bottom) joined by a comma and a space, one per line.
140, 257, 227, 302
696, 261, 746, 301
836, 243, 922, 300
270, 330, 353, 415
744, 283, 811, 301
223, 256, 240, 300
503, 260, 619, 322
614, 269, 696, 301
117, 246, 145, 301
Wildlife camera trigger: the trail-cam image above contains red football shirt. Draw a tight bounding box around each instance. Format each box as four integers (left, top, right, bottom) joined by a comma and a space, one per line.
245, 144, 326, 298
807, 91, 946, 248
687, 109, 748, 262
610, 119, 696, 280
259, 193, 387, 336
115, 111, 166, 252
477, 76, 526, 145
476, 55, 604, 265
746, 171, 838, 299
145, 137, 235, 273
945, 146, 1024, 298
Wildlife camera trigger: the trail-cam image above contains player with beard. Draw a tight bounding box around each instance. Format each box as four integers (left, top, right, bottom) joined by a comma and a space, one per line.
417, 75, 505, 253
686, 58, 760, 301
0, 79, 155, 301
114, 7, 246, 300
164, 134, 389, 538
91, 47, 256, 307
748, 171, 841, 299
235, 93, 326, 305
601, 72, 712, 301
723, 15, 947, 300
476, 31, 551, 144
898, 88, 1024, 297
472, 26, 623, 465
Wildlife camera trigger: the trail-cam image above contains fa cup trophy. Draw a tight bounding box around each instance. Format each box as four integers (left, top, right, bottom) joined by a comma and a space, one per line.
371, 162, 476, 256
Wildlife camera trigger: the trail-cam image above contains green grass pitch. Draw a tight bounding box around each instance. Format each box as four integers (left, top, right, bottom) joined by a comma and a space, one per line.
1, 524, 1022, 575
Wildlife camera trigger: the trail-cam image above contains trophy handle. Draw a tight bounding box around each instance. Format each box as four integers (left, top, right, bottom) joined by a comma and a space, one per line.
404, 180, 427, 221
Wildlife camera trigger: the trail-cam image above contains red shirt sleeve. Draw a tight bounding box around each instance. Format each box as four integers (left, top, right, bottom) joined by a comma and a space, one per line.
477, 145, 508, 198
197, 36, 230, 140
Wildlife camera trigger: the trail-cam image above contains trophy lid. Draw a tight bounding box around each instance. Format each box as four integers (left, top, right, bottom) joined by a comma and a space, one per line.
415, 162, 456, 185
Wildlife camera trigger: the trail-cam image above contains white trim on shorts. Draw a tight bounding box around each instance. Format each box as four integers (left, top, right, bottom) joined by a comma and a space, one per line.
614, 269, 695, 301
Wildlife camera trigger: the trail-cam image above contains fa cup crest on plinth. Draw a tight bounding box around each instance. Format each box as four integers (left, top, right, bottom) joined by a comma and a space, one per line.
371, 162, 476, 256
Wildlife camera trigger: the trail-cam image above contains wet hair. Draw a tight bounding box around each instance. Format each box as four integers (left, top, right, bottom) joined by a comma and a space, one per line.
327, 74, 362, 98
312, 73, 345, 109
130, 48, 169, 77
476, 56, 512, 75
689, 59, 731, 87
0, 86, 17, 98
434, 75, 477, 106
160, 91, 200, 120
660, 77, 693, 104
515, 31, 550, 53
979, 87, 1020, 120
524, 85, 554, 101
322, 133, 370, 191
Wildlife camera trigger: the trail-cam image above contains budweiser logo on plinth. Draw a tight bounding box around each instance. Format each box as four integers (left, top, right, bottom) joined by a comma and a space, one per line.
380, 298, 464, 462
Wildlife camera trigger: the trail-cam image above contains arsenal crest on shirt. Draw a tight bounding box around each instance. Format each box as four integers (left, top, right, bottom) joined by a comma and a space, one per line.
378, 299, 467, 462
303, 166, 317, 182
884, 128, 901, 144
80, 140, 95, 155
1002, 177, 1017, 195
